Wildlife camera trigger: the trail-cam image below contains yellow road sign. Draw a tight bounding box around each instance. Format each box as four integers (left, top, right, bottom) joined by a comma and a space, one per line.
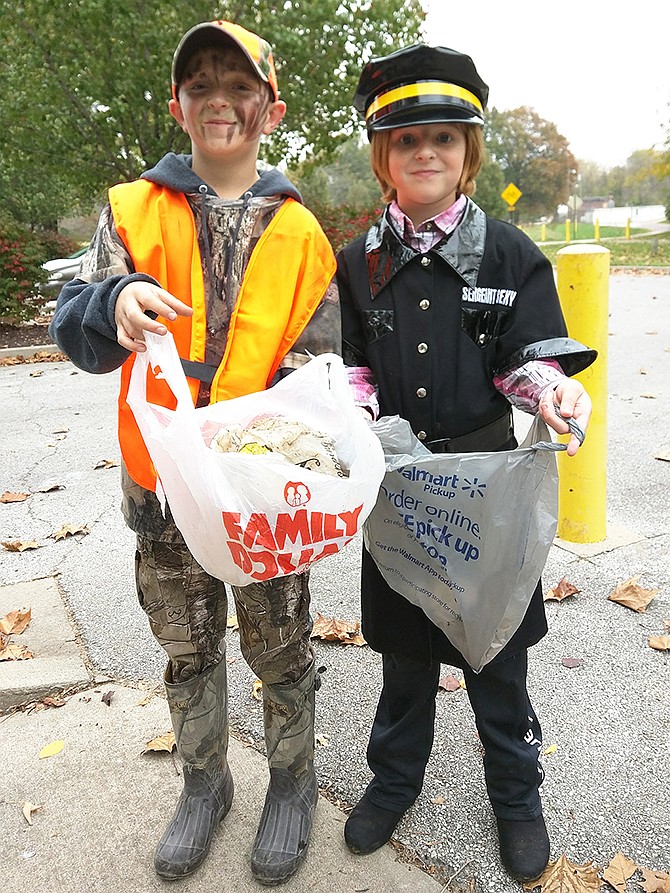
501, 182, 522, 207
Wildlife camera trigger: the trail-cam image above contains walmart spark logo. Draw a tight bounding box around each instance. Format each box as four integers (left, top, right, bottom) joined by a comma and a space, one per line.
462, 477, 487, 499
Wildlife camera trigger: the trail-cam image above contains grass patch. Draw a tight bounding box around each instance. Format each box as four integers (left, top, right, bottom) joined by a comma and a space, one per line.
522, 222, 646, 241
525, 228, 670, 267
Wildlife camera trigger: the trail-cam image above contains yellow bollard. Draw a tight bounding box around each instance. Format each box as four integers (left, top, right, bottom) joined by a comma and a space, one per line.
556, 245, 610, 543
565, 220, 571, 242
541, 223, 546, 242
594, 218, 600, 241
625, 218, 631, 239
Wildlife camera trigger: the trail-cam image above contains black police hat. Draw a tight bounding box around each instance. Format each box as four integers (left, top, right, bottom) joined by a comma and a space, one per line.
353, 44, 488, 132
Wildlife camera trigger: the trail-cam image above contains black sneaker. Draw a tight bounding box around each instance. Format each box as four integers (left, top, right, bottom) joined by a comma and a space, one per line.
496, 815, 550, 880
344, 794, 406, 855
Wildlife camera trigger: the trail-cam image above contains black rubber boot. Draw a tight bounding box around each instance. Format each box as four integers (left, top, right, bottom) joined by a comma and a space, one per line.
154, 765, 234, 879
344, 792, 406, 855
251, 767, 318, 885
496, 815, 550, 881
251, 662, 318, 885
154, 658, 233, 879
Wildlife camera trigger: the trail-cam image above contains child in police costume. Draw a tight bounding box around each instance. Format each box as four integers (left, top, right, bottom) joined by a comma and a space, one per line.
337, 44, 595, 881
50, 20, 339, 885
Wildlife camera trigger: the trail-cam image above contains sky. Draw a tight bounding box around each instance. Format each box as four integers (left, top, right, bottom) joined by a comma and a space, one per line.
421, 0, 670, 169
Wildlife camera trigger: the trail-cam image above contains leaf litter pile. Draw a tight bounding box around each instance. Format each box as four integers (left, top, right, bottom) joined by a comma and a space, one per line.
522, 852, 670, 893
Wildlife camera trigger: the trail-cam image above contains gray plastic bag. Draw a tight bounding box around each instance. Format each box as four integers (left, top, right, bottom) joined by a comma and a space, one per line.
364, 415, 564, 671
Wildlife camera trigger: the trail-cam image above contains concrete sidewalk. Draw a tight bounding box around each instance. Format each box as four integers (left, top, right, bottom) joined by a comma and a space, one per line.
0, 574, 438, 893
0, 658, 435, 893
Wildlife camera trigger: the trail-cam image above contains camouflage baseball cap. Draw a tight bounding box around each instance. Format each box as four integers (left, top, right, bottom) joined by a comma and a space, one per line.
172, 20, 279, 100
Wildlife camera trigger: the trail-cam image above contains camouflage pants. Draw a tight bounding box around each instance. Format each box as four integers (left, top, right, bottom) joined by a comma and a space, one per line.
134, 534, 314, 686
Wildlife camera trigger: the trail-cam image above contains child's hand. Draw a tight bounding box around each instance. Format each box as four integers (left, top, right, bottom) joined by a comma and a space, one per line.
538, 379, 592, 457
114, 282, 193, 353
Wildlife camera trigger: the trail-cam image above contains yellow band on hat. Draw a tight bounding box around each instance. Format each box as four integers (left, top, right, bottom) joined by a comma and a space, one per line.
365, 81, 483, 122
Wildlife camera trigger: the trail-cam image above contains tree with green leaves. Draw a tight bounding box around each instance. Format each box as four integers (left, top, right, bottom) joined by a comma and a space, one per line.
0, 0, 424, 228
472, 157, 507, 219
607, 149, 670, 206
484, 106, 577, 221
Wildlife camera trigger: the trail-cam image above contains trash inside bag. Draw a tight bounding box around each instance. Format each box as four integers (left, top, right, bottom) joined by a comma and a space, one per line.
127, 332, 385, 586
210, 414, 346, 477
364, 414, 564, 671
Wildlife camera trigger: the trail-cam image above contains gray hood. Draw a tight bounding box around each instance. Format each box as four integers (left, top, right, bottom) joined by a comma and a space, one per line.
141, 152, 303, 202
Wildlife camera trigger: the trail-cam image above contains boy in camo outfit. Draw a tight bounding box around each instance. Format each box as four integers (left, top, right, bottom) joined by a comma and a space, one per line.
50, 20, 340, 885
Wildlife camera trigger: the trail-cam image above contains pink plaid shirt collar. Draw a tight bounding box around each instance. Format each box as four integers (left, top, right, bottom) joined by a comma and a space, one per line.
388, 194, 467, 252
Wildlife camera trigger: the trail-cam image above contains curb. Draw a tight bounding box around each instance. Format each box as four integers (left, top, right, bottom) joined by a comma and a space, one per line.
0, 577, 91, 711
0, 343, 61, 360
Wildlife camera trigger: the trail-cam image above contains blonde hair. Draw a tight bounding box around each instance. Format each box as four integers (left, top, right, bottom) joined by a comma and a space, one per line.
370, 123, 484, 203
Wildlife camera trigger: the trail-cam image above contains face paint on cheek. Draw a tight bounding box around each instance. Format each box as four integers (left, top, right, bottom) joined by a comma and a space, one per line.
235, 91, 272, 141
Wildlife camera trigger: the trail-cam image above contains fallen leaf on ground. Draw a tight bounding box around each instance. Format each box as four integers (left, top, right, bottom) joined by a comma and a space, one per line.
0, 608, 31, 635
50, 524, 89, 540
438, 674, 463, 692
251, 679, 263, 701
93, 459, 119, 469
136, 695, 153, 706
544, 578, 581, 601
1, 491, 30, 503
561, 657, 584, 668
34, 481, 65, 493
22, 802, 44, 825
640, 393, 657, 399
311, 612, 366, 646
608, 576, 660, 612
640, 867, 670, 893
430, 795, 446, 805
101, 691, 114, 706
39, 740, 65, 759
603, 852, 638, 893
648, 635, 670, 652
654, 451, 670, 462
543, 744, 557, 756
523, 854, 600, 891
42, 696, 66, 708
142, 731, 176, 754
1, 540, 41, 552
315, 733, 330, 747
227, 614, 239, 631
0, 640, 34, 661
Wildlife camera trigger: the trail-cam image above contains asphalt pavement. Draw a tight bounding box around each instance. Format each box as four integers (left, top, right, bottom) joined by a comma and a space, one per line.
1, 272, 669, 893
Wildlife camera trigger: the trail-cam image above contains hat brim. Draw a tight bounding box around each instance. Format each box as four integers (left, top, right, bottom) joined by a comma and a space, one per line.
368, 105, 484, 131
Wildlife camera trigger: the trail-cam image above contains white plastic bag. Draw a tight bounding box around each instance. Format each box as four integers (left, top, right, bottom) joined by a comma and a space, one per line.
127, 331, 385, 586
364, 415, 564, 671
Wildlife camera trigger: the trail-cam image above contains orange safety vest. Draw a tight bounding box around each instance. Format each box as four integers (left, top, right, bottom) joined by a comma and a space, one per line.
109, 179, 336, 492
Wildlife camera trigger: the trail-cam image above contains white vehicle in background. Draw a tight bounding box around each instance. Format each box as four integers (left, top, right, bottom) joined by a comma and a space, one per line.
40, 246, 88, 305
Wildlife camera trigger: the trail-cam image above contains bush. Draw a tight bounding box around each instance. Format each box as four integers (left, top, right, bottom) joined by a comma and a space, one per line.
39, 230, 81, 262
0, 222, 47, 322
311, 203, 383, 254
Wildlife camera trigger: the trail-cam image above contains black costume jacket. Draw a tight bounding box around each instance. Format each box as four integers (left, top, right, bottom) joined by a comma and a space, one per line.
337, 199, 595, 668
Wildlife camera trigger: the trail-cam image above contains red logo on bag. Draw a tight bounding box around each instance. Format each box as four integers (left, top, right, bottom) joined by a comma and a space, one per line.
284, 481, 311, 507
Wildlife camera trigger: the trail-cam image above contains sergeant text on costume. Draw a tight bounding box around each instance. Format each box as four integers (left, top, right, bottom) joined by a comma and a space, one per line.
461, 286, 517, 307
